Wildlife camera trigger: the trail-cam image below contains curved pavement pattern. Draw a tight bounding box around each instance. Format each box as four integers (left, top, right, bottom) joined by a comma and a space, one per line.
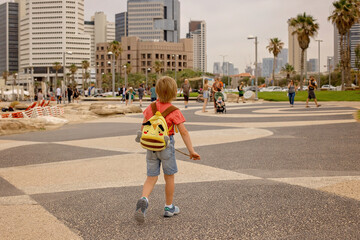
0, 101, 359, 239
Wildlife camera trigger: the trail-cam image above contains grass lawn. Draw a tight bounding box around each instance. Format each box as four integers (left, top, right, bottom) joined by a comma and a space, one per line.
257, 91, 360, 102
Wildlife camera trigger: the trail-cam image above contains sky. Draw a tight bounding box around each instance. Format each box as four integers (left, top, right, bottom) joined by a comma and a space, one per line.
84, 0, 336, 73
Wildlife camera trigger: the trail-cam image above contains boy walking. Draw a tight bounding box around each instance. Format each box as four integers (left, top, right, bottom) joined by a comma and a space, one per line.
135, 76, 200, 223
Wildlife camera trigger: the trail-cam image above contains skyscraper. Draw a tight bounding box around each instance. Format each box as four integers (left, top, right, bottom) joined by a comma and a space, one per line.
334, 23, 360, 69
127, 0, 180, 42
288, 23, 307, 74
0, 1, 18, 74
85, 12, 115, 67
262, 58, 273, 78
187, 20, 207, 72
18, 0, 91, 84
213, 62, 221, 75
115, 12, 128, 42
278, 48, 288, 69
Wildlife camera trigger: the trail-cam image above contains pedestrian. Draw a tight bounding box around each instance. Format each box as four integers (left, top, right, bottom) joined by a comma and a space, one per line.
181, 79, 191, 109
134, 76, 200, 223
237, 81, 245, 103
126, 87, 135, 106
56, 86, 61, 104
138, 84, 145, 107
67, 85, 73, 104
202, 79, 209, 112
150, 83, 157, 102
120, 85, 126, 103
212, 77, 223, 113
288, 80, 297, 107
73, 88, 80, 103
306, 76, 321, 108
37, 89, 43, 103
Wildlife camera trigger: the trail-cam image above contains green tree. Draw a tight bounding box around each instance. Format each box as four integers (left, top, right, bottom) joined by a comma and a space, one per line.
328, 0, 360, 89
266, 38, 284, 86
281, 63, 296, 82
52, 62, 62, 89
2, 71, 10, 86
289, 13, 319, 91
68, 64, 78, 86
153, 61, 163, 78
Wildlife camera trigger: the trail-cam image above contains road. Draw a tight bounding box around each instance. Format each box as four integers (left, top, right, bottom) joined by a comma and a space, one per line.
0, 101, 359, 239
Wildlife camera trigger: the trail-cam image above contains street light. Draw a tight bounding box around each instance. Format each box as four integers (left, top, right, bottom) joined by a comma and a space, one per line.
146, 67, 151, 89
123, 65, 128, 89
316, 39, 323, 90
328, 56, 333, 88
248, 35, 258, 100
107, 51, 116, 97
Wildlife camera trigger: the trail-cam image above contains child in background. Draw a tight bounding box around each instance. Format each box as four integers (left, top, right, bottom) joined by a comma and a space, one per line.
135, 76, 201, 223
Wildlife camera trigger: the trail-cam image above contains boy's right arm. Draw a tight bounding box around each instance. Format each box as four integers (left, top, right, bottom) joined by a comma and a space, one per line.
177, 123, 200, 160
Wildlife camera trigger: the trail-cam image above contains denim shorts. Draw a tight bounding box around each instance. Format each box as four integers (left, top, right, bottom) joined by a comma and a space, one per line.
203, 90, 209, 99
146, 135, 177, 176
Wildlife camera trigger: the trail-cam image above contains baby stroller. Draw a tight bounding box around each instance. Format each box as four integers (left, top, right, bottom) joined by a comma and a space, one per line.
214, 91, 226, 114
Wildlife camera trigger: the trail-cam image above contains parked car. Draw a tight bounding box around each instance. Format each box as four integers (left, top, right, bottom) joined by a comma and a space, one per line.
321, 84, 336, 90
297, 86, 308, 91
262, 86, 282, 92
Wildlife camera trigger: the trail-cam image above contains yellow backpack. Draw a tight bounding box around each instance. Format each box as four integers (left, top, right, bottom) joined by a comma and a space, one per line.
137, 102, 178, 151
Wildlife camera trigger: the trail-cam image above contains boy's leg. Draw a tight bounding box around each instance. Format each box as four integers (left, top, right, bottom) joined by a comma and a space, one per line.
142, 176, 158, 198
164, 174, 174, 205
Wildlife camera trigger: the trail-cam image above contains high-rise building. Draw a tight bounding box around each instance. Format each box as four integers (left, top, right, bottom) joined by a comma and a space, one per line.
115, 12, 128, 42
307, 58, 318, 72
18, 0, 91, 85
127, 0, 180, 42
213, 62, 221, 74
234, 68, 239, 75
186, 20, 207, 72
288, 22, 307, 73
334, 23, 360, 69
262, 58, 273, 78
0, 1, 18, 74
222, 62, 234, 76
278, 48, 288, 69
245, 66, 253, 75
85, 12, 115, 68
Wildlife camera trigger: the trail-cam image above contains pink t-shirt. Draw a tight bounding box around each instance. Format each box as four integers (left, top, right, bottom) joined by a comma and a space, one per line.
143, 101, 186, 136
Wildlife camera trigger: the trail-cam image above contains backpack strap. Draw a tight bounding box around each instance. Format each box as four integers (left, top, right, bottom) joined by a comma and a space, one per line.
161, 105, 179, 118
151, 102, 157, 115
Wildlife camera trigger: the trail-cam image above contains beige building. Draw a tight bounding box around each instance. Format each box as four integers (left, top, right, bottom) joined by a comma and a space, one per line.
18, 0, 91, 86
187, 21, 207, 73
95, 36, 193, 85
288, 24, 307, 74
85, 12, 115, 68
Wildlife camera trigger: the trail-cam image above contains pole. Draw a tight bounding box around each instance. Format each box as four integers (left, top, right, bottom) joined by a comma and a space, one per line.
63, 52, 67, 103
146, 68, 148, 90
316, 40, 323, 90
112, 55, 115, 97
255, 37, 258, 100
124, 66, 127, 89
329, 57, 332, 88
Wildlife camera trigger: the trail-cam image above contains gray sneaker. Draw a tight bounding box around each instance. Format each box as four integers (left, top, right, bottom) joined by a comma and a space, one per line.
135, 198, 148, 223
164, 205, 180, 217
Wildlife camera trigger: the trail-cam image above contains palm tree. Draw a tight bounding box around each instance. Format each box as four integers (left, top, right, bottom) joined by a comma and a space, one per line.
289, 13, 319, 91
108, 40, 123, 76
2, 71, 10, 86
84, 71, 91, 90
266, 38, 284, 86
125, 63, 132, 75
328, 0, 360, 90
81, 60, 90, 96
281, 64, 296, 82
101, 73, 110, 91
52, 62, 62, 89
69, 64, 78, 87
153, 61, 163, 78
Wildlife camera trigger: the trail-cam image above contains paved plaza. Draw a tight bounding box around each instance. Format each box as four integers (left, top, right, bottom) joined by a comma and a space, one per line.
0, 101, 359, 239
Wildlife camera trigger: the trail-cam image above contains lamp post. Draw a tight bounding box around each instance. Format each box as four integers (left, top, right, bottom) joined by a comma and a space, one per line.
220, 55, 227, 78
316, 40, 323, 90
328, 57, 333, 88
108, 51, 116, 97
248, 35, 258, 100
123, 65, 127, 89
146, 67, 151, 89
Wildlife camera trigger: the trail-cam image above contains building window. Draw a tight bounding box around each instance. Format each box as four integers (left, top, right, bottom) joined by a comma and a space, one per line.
101, 47, 104, 50
147, 61, 151, 66
155, 54, 159, 59
141, 54, 146, 59
128, 54, 131, 60
101, 55, 104, 60
147, 54, 151, 58
101, 62, 104, 66
128, 46, 130, 50
183, 55, 187, 60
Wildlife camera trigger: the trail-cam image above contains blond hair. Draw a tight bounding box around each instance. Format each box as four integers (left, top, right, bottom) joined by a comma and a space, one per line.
156, 76, 178, 103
